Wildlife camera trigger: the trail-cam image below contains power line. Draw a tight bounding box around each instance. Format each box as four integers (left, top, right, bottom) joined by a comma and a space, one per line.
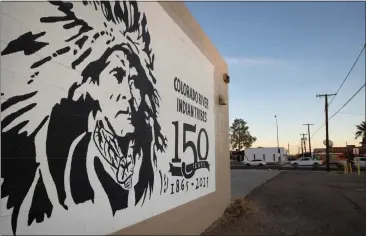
311, 43, 366, 139
329, 43, 366, 106
311, 124, 325, 139
311, 84, 365, 139
329, 83, 366, 121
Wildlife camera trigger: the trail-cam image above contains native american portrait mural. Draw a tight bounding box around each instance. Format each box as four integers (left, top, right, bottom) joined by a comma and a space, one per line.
1, 1, 216, 235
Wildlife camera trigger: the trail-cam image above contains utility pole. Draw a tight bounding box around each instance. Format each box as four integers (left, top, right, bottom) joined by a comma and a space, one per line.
316, 93, 336, 172
274, 116, 280, 150
303, 124, 314, 158
274, 115, 280, 163
300, 133, 307, 157
300, 141, 303, 156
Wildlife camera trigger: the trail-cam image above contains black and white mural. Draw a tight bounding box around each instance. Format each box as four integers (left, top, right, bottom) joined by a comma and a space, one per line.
0, 1, 215, 235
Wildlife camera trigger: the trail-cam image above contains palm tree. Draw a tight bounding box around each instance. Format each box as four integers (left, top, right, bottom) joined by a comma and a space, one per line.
355, 121, 366, 145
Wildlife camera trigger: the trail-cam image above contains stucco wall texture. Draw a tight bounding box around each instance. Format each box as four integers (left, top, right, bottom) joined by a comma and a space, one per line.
114, 2, 230, 235
0, 1, 229, 235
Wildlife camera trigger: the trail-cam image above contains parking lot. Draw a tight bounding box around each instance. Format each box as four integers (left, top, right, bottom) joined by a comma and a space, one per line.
205, 170, 366, 235
230, 159, 366, 171
231, 169, 282, 198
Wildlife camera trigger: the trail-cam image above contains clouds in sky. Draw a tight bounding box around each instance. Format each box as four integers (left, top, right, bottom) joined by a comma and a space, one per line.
224, 56, 287, 67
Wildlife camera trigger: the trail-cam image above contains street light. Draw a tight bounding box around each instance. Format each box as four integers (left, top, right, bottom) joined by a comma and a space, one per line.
274, 115, 280, 162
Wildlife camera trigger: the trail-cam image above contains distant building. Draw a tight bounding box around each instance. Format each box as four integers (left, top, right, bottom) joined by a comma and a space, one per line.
313, 145, 355, 156
244, 147, 288, 163
231, 150, 245, 162
314, 144, 366, 158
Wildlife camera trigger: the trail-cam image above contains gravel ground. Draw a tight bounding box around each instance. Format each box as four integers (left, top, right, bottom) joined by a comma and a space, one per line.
203, 171, 366, 235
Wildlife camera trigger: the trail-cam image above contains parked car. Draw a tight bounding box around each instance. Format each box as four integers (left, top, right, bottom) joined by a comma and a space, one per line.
290, 157, 323, 167
242, 159, 267, 166
288, 157, 297, 162
354, 157, 366, 168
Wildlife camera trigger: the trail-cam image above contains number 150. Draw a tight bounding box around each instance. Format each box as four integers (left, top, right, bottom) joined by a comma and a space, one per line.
171, 121, 209, 163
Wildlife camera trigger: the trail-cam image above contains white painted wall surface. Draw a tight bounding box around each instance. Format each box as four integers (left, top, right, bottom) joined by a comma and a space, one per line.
244, 147, 288, 163
0, 1, 216, 235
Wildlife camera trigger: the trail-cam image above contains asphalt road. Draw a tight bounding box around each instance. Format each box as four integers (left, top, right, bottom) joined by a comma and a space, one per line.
230, 161, 365, 171
231, 169, 282, 198
231, 164, 339, 171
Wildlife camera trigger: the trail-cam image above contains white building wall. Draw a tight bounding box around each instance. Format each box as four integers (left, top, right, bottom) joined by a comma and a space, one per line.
0, 1, 217, 235
244, 147, 288, 163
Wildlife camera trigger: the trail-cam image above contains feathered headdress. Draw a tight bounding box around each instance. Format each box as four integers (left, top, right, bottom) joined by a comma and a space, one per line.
1, 0, 167, 153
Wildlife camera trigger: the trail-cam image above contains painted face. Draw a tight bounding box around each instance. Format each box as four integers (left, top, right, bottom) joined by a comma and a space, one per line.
96, 50, 138, 137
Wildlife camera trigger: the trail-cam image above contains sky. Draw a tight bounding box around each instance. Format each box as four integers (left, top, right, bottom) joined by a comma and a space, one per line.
185, 1, 366, 154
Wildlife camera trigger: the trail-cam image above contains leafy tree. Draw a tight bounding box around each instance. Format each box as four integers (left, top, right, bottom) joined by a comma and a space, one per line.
230, 118, 257, 150
355, 121, 366, 145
